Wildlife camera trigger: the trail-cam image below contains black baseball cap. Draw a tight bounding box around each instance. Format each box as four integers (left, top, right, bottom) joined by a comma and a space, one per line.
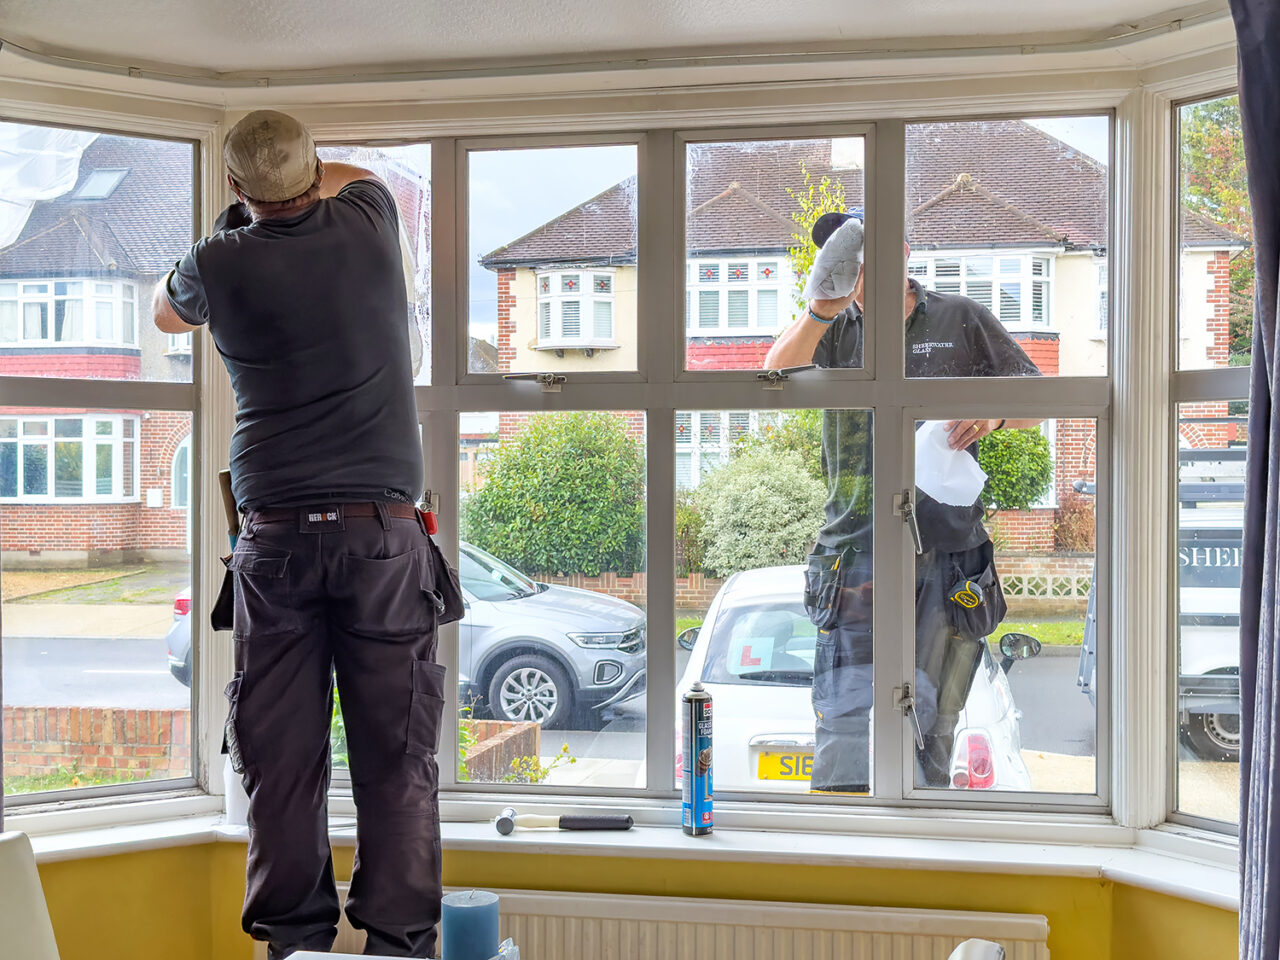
811, 207, 865, 249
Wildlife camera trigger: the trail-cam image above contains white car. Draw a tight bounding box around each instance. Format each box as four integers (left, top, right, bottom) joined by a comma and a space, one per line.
676, 565, 1038, 794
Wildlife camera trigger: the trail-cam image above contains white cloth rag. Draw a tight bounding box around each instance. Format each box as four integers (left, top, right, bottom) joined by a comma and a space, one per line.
801, 216, 864, 301
915, 420, 989, 506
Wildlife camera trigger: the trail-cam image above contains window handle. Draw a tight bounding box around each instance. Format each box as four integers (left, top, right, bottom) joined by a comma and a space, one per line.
755, 363, 816, 391
895, 682, 926, 750
503, 372, 566, 393
894, 488, 924, 555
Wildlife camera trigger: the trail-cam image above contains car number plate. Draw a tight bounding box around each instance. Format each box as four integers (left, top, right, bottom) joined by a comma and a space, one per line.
757, 751, 813, 780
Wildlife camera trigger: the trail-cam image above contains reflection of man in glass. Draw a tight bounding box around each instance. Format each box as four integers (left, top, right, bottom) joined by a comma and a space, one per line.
764, 212, 1042, 791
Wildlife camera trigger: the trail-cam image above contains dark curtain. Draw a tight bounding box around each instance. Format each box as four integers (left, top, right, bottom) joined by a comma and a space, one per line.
1233, 0, 1280, 956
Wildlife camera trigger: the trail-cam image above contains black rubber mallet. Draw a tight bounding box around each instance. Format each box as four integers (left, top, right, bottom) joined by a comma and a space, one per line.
495, 806, 634, 835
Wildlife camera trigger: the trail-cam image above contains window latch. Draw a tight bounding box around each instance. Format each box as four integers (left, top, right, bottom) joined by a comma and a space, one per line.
895, 682, 926, 750
893, 488, 924, 555
755, 363, 816, 391
503, 372, 566, 393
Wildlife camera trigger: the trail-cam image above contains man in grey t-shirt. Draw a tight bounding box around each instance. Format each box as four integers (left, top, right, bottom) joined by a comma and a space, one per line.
155, 111, 451, 959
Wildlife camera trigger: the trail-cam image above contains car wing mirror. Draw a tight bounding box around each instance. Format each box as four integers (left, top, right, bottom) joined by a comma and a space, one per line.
998, 632, 1042, 661
677, 627, 700, 651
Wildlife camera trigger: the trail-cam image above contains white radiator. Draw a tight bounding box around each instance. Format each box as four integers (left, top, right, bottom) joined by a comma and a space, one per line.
257, 886, 1050, 959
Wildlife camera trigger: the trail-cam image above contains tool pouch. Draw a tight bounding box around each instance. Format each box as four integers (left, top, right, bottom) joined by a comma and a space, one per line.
210, 556, 235, 632
944, 541, 1007, 642
803, 550, 847, 630
425, 535, 466, 626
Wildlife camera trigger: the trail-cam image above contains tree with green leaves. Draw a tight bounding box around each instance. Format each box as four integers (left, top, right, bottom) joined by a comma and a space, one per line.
460, 412, 645, 576
977, 428, 1054, 514
732, 409, 825, 483
785, 161, 848, 314
1180, 95, 1254, 364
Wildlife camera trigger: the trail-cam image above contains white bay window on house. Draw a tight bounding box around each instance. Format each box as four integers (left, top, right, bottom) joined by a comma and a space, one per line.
0, 278, 138, 346
907, 253, 1053, 327
0, 414, 138, 501
686, 257, 791, 334
535, 267, 618, 349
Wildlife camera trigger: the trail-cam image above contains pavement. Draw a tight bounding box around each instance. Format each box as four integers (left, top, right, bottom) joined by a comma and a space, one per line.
2, 602, 173, 639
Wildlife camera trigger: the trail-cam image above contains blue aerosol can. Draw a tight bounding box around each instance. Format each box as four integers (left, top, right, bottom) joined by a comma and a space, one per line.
682, 682, 713, 835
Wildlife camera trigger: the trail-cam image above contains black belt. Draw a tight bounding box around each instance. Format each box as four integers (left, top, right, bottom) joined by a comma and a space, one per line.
248, 502, 420, 524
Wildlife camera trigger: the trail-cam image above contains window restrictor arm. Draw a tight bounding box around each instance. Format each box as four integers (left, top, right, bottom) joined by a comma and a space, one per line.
893, 488, 924, 555
756, 363, 816, 391
895, 682, 926, 750
503, 372, 567, 393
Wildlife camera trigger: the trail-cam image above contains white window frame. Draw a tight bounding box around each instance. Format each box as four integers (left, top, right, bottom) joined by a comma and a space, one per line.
676, 410, 779, 488
0, 413, 140, 503
685, 256, 793, 335
3, 49, 1250, 883
0, 278, 139, 348
167, 331, 193, 355
533, 267, 620, 350
0, 112, 206, 815
1167, 91, 1252, 835
908, 251, 1055, 329
171, 434, 191, 509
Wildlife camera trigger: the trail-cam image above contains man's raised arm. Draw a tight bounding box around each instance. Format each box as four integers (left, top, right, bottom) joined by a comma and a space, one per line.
318, 161, 383, 198
763, 292, 856, 369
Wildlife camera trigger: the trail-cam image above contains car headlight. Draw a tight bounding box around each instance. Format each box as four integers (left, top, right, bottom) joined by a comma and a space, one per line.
567, 632, 628, 649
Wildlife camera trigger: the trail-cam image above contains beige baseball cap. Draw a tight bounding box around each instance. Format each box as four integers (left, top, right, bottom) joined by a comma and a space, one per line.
223, 110, 318, 203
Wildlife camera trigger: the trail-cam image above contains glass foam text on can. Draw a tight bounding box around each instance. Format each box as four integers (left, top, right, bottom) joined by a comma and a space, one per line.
682, 681, 713, 835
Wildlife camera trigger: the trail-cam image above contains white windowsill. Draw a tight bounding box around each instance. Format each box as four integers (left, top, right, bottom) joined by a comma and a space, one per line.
532, 339, 620, 351
21, 806, 1238, 913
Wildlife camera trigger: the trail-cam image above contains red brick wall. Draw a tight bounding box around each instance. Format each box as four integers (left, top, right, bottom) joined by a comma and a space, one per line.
536, 570, 723, 609
990, 508, 1055, 552
686, 337, 773, 371
0, 351, 141, 380
496, 270, 516, 372
496, 411, 645, 443
3, 706, 190, 779
1206, 250, 1232, 368
1179, 400, 1233, 448
0, 410, 191, 557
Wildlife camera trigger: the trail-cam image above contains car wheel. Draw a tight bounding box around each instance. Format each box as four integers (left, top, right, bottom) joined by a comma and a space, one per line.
488, 655, 573, 730
1181, 711, 1241, 762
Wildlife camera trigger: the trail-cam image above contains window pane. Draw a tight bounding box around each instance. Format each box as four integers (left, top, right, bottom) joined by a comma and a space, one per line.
676, 408, 871, 795
0, 301, 17, 341
906, 117, 1110, 378
912, 417, 1097, 795
457, 411, 647, 789
757, 289, 779, 329
1175, 403, 1244, 823
469, 144, 636, 374
22, 444, 47, 495
95, 302, 113, 340
2, 409, 195, 797
698, 290, 719, 328
0, 442, 15, 497
121, 300, 135, 344
561, 301, 581, 338
23, 302, 47, 340
95, 444, 112, 495
0, 122, 195, 382
54, 441, 83, 497
122, 440, 135, 498
593, 274, 612, 295
538, 302, 551, 340
319, 144, 432, 384
1178, 96, 1253, 370
686, 137, 864, 371
593, 300, 613, 339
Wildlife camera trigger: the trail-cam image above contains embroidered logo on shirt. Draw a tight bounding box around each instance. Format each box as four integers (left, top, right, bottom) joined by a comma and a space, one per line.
912, 340, 955, 355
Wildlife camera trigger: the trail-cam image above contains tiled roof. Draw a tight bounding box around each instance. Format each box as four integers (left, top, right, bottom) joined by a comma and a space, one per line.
0, 134, 193, 281
480, 123, 1244, 268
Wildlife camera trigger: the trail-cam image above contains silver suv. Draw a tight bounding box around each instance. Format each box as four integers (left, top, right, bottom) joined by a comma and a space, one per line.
166, 540, 646, 732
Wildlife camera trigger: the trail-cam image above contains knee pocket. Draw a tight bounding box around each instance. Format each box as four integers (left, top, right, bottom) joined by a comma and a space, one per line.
407, 660, 447, 758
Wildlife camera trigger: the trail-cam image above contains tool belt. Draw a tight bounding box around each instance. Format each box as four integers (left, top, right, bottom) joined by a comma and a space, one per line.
247, 502, 420, 524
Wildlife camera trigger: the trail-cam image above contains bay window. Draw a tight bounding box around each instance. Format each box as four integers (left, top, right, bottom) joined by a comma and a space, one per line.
0, 279, 138, 347
686, 257, 791, 334
534, 268, 618, 348
907, 253, 1053, 327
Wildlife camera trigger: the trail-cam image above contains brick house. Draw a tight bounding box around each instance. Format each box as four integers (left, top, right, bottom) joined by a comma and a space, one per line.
481, 123, 1245, 552
0, 133, 195, 568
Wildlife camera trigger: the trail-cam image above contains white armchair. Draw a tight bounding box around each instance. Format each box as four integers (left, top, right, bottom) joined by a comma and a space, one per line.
0, 831, 61, 960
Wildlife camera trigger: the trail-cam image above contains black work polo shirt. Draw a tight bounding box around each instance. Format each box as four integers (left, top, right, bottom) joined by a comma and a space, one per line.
812, 279, 1041, 558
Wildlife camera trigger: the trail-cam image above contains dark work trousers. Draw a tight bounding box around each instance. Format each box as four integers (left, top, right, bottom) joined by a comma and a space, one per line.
810, 546, 988, 792
224, 503, 446, 958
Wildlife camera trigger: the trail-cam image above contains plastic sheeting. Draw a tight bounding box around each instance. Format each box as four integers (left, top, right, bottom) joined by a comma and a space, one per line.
0, 123, 98, 248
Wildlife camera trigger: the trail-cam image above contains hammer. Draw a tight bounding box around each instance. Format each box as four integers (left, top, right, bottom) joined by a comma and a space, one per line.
495, 807, 633, 835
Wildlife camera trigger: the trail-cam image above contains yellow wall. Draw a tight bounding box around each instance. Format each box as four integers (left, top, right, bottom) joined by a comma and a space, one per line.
38, 842, 1237, 960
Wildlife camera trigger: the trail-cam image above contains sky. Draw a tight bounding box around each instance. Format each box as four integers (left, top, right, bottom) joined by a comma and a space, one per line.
463, 118, 1111, 347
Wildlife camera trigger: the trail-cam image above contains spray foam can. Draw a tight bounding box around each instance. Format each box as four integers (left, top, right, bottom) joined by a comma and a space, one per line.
682, 681, 713, 835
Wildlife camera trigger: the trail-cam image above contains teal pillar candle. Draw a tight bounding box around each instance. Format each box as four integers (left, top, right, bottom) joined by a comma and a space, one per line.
441, 890, 500, 960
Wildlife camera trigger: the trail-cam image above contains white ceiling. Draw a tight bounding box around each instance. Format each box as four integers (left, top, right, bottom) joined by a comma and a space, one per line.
0, 0, 1222, 78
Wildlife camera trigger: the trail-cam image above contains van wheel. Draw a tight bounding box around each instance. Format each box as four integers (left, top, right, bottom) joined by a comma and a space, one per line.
1181, 711, 1241, 762
488, 655, 573, 730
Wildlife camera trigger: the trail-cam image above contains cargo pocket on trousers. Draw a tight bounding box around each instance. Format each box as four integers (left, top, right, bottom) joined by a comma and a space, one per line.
407, 660, 448, 758
340, 548, 436, 638
803, 552, 845, 630
222, 674, 249, 774
227, 546, 296, 640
